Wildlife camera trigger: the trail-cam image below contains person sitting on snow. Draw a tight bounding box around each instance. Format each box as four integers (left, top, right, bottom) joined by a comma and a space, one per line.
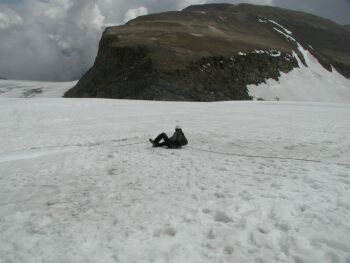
150, 126, 188, 148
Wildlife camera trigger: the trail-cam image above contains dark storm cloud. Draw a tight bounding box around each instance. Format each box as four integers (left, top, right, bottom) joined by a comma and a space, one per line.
0, 0, 349, 81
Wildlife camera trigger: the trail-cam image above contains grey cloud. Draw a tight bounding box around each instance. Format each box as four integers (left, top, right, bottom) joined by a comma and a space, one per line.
0, 0, 349, 81
273, 0, 350, 25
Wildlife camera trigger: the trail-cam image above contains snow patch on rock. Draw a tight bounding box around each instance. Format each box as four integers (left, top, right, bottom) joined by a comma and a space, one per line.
249, 22, 350, 103
269, 19, 293, 35
273, 27, 296, 42
248, 46, 350, 102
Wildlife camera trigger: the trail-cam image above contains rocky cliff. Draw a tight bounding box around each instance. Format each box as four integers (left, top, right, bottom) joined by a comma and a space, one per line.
65, 4, 350, 101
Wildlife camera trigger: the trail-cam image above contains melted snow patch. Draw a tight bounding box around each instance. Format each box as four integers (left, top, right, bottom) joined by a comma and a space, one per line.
268, 50, 281, 57
252, 50, 282, 57
191, 33, 204, 37
254, 50, 266, 54
273, 27, 296, 42
268, 19, 293, 35
258, 18, 268, 23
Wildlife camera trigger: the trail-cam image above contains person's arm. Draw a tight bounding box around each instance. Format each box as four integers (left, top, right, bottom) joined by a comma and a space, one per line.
169, 132, 177, 142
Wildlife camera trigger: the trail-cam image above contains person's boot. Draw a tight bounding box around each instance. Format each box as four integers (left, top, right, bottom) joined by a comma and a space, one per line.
149, 138, 155, 147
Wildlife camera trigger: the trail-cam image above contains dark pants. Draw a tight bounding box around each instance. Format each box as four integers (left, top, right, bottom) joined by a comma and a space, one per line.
153, 133, 171, 147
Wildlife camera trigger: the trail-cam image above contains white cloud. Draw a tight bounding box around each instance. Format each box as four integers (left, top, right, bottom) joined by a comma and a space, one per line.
0, 0, 348, 81
48, 34, 72, 49
178, 0, 207, 9
247, 0, 273, 5
75, 3, 105, 31
123, 6, 148, 23
0, 0, 110, 81
0, 7, 23, 30
43, 0, 73, 19
91, 4, 105, 30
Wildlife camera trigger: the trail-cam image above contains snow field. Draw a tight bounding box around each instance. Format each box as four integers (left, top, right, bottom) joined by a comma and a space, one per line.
0, 79, 77, 98
1, 98, 350, 262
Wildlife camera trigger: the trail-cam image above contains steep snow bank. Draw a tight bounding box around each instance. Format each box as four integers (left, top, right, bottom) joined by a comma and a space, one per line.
248, 48, 350, 103
248, 22, 350, 103
1, 98, 350, 263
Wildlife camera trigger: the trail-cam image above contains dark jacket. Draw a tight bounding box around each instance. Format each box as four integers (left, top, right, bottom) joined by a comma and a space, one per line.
169, 130, 188, 148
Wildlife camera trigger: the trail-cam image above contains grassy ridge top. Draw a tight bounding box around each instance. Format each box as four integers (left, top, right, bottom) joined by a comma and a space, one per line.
101, 3, 350, 73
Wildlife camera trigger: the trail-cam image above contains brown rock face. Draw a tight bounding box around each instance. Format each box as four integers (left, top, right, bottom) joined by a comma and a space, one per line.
64, 3, 350, 101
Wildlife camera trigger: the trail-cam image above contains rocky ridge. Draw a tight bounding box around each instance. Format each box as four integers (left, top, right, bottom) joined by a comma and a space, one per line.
65, 4, 350, 101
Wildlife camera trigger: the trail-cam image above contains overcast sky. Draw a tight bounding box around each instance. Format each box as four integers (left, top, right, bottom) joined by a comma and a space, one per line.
0, 0, 349, 81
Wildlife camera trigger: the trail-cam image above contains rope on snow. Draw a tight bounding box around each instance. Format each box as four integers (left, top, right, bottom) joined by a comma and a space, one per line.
108, 140, 350, 168
184, 145, 350, 168
2, 138, 349, 168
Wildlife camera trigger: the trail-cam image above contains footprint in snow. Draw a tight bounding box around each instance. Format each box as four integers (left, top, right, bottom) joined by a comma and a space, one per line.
240, 190, 254, 201
153, 224, 177, 237
215, 192, 225, 198
108, 168, 117, 175
310, 238, 350, 253
202, 208, 211, 214
207, 228, 216, 239
223, 245, 234, 254
214, 211, 233, 223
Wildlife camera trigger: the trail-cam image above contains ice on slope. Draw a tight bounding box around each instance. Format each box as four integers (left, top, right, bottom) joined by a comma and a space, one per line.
1, 98, 350, 263
249, 20, 350, 103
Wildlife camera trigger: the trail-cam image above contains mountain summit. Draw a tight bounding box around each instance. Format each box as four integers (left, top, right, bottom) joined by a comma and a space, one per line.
65, 3, 350, 101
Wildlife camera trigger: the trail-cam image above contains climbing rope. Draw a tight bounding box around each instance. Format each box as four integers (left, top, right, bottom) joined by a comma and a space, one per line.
93, 140, 350, 168
112, 141, 148, 147
2, 138, 349, 168
184, 145, 350, 168
0, 138, 147, 154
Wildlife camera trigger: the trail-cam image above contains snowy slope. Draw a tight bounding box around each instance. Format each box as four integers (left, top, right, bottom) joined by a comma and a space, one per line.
0, 79, 76, 98
248, 20, 350, 103
1, 98, 350, 263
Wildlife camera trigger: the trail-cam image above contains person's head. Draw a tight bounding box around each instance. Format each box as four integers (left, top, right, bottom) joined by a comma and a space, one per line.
175, 125, 182, 131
